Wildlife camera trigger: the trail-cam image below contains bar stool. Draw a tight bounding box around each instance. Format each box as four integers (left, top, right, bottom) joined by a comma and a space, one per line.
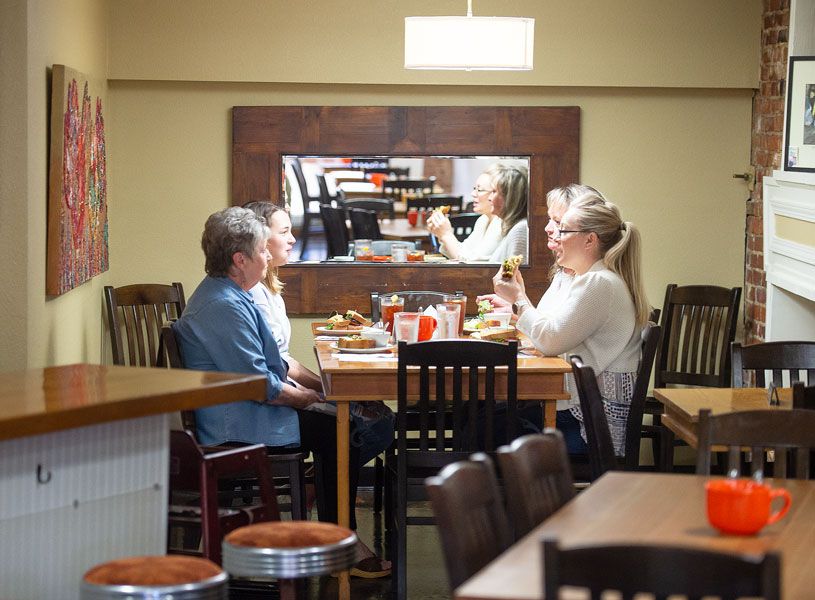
80, 555, 227, 599
222, 521, 358, 600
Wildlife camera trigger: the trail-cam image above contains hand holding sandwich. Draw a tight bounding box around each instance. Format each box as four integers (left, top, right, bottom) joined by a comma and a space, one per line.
425, 208, 452, 237
492, 261, 529, 308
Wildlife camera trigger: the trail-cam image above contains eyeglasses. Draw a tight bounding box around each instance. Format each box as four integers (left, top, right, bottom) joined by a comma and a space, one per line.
472, 186, 495, 195
552, 226, 591, 240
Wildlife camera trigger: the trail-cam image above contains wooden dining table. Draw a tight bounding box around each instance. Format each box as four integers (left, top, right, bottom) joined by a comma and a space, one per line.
653, 386, 793, 448
313, 339, 571, 529
378, 218, 431, 242
455, 471, 815, 600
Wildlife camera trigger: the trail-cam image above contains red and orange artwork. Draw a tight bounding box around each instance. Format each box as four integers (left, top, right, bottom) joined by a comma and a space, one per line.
47, 65, 109, 295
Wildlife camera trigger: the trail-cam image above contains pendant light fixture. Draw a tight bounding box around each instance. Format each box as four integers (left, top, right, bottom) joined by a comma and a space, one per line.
404, 0, 534, 71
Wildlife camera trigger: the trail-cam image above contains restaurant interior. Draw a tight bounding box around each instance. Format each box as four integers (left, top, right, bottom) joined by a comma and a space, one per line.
3, 0, 815, 599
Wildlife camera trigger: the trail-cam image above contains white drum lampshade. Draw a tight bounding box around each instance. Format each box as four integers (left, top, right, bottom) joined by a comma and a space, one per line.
404, 14, 534, 71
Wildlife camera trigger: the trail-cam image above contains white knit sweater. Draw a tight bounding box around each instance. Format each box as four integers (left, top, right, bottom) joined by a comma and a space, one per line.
489, 219, 528, 263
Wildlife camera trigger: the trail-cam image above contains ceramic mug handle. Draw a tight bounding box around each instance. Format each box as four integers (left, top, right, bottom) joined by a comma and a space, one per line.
766, 488, 792, 526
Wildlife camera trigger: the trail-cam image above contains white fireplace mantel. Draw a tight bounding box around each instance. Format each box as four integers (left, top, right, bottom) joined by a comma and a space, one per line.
762, 171, 815, 341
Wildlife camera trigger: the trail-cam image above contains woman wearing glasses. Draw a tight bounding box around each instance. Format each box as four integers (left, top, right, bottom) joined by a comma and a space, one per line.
426, 163, 528, 262
481, 190, 648, 456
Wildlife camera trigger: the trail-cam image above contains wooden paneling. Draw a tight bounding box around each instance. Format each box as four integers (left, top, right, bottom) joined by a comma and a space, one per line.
232, 106, 580, 313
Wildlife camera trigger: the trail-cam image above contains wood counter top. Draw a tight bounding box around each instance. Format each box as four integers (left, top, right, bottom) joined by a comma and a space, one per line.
0, 363, 266, 442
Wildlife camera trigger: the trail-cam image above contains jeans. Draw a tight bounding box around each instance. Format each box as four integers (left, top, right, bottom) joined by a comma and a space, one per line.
556, 409, 588, 456
350, 401, 395, 465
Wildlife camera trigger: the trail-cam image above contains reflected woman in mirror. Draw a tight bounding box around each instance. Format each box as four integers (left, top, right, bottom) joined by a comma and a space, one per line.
482, 191, 649, 456
426, 163, 529, 262
243, 201, 393, 577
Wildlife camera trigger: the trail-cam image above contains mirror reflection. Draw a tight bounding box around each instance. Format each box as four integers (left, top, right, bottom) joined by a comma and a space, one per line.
283, 156, 530, 265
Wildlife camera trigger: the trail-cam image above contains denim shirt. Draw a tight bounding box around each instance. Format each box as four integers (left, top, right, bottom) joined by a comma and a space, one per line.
174, 276, 300, 447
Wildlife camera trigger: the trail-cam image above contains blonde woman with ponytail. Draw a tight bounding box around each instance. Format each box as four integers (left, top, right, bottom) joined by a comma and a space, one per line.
485, 190, 648, 456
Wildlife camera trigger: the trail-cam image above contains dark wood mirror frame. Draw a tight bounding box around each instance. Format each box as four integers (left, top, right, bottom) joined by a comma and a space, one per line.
232, 106, 580, 314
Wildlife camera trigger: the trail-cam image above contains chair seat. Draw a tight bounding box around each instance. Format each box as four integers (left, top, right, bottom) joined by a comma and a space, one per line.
82, 555, 226, 587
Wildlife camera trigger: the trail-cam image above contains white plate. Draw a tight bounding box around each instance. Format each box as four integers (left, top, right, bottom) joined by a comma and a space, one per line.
330, 343, 394, 354
316, 326, 369, 336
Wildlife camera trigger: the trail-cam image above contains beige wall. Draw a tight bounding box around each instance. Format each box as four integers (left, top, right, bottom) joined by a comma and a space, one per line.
0, 0, 108, 370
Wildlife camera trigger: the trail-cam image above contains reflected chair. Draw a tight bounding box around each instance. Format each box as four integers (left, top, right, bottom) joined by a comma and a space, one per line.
159, 324, 311, 521
342, 197, 395, 219
289, 158, 323, 256
168, 429, 279, 565
429, 212, 480, 253
316, 174, 342, 206
388, 339, 519, 600
793, 381, 815, 409
104, 282, 186, 367
381, 177, 436, 203
425, 458, 512, 592
406, 194, 463, 213
543, 538, 781, 600
696, 408, 815, 479
731, 341, 815, 388
496, 430, 575, 540
647, 284, 741, 471
348, 207, 382, 240
318, 204, 350, 259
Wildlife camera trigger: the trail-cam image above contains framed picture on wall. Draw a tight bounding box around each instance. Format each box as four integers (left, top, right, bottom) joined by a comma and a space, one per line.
784, 56, 815, 172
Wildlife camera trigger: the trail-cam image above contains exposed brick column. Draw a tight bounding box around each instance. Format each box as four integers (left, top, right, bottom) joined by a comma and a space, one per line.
745, 0, 790, 344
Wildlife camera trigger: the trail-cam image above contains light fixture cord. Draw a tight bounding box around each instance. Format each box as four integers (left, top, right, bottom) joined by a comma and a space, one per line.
467, 0, 472, 17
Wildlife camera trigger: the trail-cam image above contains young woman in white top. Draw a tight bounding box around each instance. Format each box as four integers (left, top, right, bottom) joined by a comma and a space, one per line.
426, 163, 528, 263
482, 191, 648, 455
244, 201, 393, 576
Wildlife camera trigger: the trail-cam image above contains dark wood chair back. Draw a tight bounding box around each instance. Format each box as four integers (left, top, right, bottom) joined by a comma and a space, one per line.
430, 212, 480, 253
425, 458, 513, 591
370, 290, 462, 322
543, 538, 781, 600
169, 430, 279, 565
569, 356, 617, 480
696, 408, 815, 478
655, 284, 742, 388
793, 381, 815, 409
496, 430, 575, 540
318, 204, 350, 258
289, 157, 321, 207
316, 173, 341, 205
406, 194, 464, 213
624, 321, 661, 470
348, 207, 383, 240
732, 341, 815, 387
342, 197, 395, 219
104, 282, 186, 367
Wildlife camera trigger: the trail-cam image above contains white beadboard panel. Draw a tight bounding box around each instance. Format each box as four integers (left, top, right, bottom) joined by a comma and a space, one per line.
0, 415, 168, 521
0, 486, 166, 600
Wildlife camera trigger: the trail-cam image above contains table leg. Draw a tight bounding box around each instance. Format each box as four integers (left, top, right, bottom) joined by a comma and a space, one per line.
544, 400, 557, 429
336, 402, 351, 528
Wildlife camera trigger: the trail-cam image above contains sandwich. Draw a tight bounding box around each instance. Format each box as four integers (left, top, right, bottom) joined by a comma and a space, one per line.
501, 255, 523, 279
338, 335, 376, 349
325, 314, 351, 330
433, 205, 451, 215
345, 310, 373, 328
470, 327, 517, 342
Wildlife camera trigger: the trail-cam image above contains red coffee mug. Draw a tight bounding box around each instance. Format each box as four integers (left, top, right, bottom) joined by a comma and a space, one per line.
407, 210, 418, 227
706, 478, 791, 535
418, 315, 437, 341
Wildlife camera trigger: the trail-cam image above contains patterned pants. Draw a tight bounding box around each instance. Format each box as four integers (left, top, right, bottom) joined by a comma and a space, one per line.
569, 371, 635, 456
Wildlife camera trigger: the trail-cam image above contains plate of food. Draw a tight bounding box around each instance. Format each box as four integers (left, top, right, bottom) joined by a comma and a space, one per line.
331, 336, 394, 354
317, 311, 374, 336
469, 326, 518, 341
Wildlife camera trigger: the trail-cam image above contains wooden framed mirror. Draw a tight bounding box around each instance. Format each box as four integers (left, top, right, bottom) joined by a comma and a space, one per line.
232, 106, 580, 313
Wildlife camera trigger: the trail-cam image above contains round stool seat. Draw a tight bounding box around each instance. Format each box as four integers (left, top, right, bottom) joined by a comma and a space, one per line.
222, 521, 358, 579
80, 555, 227, 600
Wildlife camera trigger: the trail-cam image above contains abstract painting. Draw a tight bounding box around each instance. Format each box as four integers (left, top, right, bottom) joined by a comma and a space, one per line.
46, 64, 108, 295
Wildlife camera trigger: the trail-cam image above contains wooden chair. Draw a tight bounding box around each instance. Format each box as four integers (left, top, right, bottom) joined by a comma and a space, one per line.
289, 158, 323, 256
569, 356, 618, 481
406, 194, 463, 213
104, 282, 185, 367
496, 430, 575, 540
647, 284, 742, 470
348, 207, 383, 240
696, 408, 815, 478
318, 204, 350, 258
624, 320, 661, 470
429, 212, 480, 253
316, 173, 342, 206
543, 538, 781, 600
168, 430, 279, 565
793, 381, 815, 409
732, 341, 815, 387
424, 458, 513, 592
159, 324, 311, 520
389, 339, 520, 600
381, 177, 436, 202
342, 197, 395, 220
